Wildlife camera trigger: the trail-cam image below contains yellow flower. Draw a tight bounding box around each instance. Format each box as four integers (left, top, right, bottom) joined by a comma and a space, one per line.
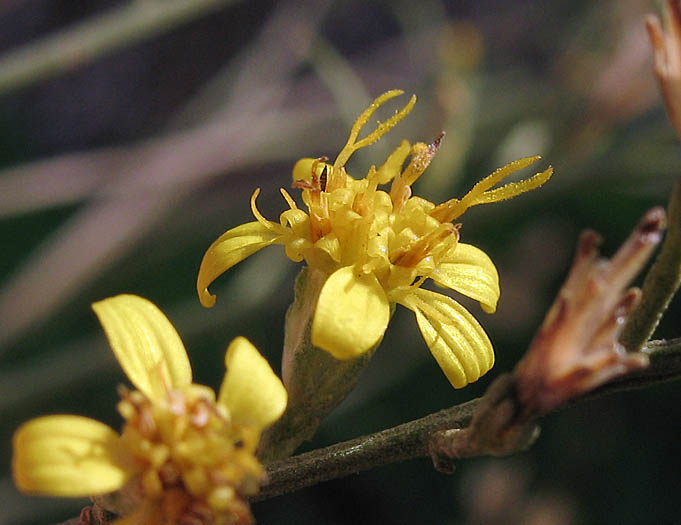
13, 294, 287, 525
197, 90, 552, 388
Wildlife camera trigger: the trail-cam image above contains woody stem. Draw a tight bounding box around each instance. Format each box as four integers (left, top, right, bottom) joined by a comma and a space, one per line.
255, 337, 681, 501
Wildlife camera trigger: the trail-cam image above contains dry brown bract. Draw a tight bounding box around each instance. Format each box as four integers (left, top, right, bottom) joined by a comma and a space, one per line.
429, 208, 666, 464
515, 207, 666, 416
647, 0, 681, 139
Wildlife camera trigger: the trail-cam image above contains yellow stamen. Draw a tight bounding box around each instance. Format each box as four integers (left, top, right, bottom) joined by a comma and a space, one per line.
390, 133, 445, 213
430, 156, 553, 222
334, 90, 417, 169
250, 189, 277, 231
399, 133, 445, 187
471, 166, 554, 206
353, 165, 379, 217
307, 190, 331, 242
280, 188, 298, 210
392, 223, 459, 267
376, 140, 411, 184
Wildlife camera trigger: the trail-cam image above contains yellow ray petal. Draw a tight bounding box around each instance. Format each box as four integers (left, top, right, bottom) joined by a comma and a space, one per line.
197, 221, 282, 307
92, 294, 192, 402
217, 337, 287, 433
432, 243, 500, 313
13, 415, 132, 497
312, 266, 390, 359
400, 289, 494, 388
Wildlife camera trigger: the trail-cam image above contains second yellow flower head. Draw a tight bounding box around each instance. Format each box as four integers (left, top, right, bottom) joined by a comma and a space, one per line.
13, 295, 287, 524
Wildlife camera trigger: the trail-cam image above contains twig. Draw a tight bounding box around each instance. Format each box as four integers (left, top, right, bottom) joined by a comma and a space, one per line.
620, 179, 681, 350
256, 399, 479, 501
66, 338, 681, 522
255, 337, 681, 501
0, 0, 238, 95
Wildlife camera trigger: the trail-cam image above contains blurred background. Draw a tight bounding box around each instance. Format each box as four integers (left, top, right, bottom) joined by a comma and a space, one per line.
1, 0, 680, 523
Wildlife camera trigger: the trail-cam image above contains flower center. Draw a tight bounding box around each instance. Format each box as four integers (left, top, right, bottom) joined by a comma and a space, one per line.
247, 91, 552, 298
117, 385, 263, 524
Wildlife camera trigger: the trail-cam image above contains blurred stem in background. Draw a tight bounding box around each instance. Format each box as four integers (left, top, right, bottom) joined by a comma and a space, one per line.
0, 0, 239, 95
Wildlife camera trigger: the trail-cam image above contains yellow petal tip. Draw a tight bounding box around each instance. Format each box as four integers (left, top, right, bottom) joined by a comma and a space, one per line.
92, 294, 193, 401
218, 337, 287, 432
13, 415, 131, 497
199, 288, 217, 308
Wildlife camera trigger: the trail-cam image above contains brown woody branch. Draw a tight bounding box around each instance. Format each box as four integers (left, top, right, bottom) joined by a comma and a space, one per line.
257, 336, 681, 501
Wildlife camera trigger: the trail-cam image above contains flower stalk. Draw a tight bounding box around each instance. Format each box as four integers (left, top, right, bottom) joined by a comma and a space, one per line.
257, 267, 380, 462
620, 179, 681, 350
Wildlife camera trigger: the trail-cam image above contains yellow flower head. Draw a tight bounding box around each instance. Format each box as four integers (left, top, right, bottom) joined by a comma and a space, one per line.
13, 294, 287, 525
197, 90, 552, 388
